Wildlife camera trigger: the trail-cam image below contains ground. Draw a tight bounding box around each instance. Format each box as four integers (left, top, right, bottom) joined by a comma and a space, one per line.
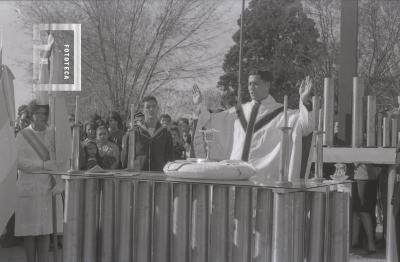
0, 245, 386, 262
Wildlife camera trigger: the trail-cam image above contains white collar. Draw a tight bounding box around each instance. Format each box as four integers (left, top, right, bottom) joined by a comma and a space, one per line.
250, 95, 280, 108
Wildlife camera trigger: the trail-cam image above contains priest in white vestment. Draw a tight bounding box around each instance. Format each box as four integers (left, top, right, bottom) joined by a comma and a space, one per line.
192, 70, 314, 181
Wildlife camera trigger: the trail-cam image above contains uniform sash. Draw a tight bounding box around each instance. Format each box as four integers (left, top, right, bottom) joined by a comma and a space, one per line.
20, 128, 50, 161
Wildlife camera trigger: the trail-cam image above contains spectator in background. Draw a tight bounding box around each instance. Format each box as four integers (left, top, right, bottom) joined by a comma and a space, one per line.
169, 125, 186, 160
68, 113, 75, 125
182, 131, 192, 157
121, 96, 174, 171
178, 117, 190, 134
134, 111, 145, 127
178, 117, 192, 152
107, 111, 124, 151
96, 126, 120, 169
83, 121, 97, 143
82, 140, 102, 170
15, 105, 31, 135
160, 114, 172, 129
352, 163, 378, 253
90, 113, 101, 124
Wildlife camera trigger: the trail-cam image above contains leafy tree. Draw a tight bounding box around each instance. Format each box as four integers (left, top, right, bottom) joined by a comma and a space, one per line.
218, 0, 323, 106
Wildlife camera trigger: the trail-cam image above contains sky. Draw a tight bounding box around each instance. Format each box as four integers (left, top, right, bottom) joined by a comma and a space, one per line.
0, 1, 34, 109
0, 0, 243, 112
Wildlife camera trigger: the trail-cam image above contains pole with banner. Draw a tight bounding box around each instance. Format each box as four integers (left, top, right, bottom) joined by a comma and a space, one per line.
49, 93, 59, 262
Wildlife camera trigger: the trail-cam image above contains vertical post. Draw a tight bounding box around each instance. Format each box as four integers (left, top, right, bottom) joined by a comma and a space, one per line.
315, 110, 324, 180
338, 0, 358, 145
329, 191, 350, 262
171, 183, 190, 262
71, 96, 80, 170
392, 117, 398, 147
292, 192, 306, 262
377, 113, 383, 147
116, 179, 133, 262
232, 187, 252, 262
323, 77, 334, 146
278, 96, 291, 184
191, 184, 209, 262
49, 94, 59, 262
63, 177, 84, 262
127, 104, 136, 169
209, 186, 229, 262
100, 179, 114, 262
237, 0, 245, 104
387, 166, 399, 262
153, 182, 171, 262
383, 116, 391, 147
83, 178, 99, 262
253, 189, 273, 262
352, 77, 364, 148
308, 192, 325, 262
283, 96, 288, 127
271, 191, 294, 262
313, 96, 320, 130
366, 96, 376, 147
133, 181, 153, 262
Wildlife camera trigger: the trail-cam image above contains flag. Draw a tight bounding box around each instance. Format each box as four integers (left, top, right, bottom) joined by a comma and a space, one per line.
0, 65, 17, 233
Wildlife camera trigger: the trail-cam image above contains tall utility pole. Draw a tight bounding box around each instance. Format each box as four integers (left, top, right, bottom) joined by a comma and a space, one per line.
337, 0, 358, 145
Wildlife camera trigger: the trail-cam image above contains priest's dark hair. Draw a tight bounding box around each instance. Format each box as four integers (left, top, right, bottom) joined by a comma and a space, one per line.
28, 99, 49, 116
248, 69, 273, 82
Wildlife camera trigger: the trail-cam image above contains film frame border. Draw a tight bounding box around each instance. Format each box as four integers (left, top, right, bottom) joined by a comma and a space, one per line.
33, 23, 81, 91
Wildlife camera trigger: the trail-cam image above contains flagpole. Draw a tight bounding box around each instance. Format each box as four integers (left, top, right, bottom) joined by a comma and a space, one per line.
0, 27, 3, 66
237, 0, 245, 105
49, 93, 59, 262
127, 104, 136, 170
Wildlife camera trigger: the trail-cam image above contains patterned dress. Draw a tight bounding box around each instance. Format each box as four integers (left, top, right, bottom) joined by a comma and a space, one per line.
97, 141, 120, 169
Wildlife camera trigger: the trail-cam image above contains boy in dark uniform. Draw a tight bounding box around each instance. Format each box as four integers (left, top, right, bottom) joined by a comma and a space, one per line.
121, 96, 174, 171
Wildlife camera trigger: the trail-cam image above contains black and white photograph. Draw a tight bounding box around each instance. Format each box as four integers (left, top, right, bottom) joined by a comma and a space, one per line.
0, 0, 400, 261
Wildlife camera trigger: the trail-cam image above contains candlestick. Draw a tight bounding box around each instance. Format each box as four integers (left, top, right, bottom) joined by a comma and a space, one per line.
383, 116, 391, 147
74, 95, 79, 124
323, 77, 334, 146
366, 96, 376, 147
318, 109, 324, 132
283, 95, 288, 127
377, 113, 383, 147
352, 77, 364, 148
71, 95, 80, 171
392, 117, 398, 147
130, 103, 135, 128
312, 96, 320, 131
128, 104, 136, 170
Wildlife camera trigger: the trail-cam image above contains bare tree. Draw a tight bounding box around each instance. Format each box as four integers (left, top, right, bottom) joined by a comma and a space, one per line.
18, 0, 225, 118
303, 0, 340, 97
358, 0, 400, 112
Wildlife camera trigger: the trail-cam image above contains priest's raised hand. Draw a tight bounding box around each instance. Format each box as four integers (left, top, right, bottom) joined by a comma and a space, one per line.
299, 75, 313, 106
192, 83, 203, 115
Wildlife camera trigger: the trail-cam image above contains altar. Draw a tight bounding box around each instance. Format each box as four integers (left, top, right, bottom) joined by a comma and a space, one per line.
59, 171, 351, 262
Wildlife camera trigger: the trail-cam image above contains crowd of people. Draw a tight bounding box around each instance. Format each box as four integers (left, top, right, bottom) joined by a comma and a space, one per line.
3, 70, 392, 260
15, 95, 194, 173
